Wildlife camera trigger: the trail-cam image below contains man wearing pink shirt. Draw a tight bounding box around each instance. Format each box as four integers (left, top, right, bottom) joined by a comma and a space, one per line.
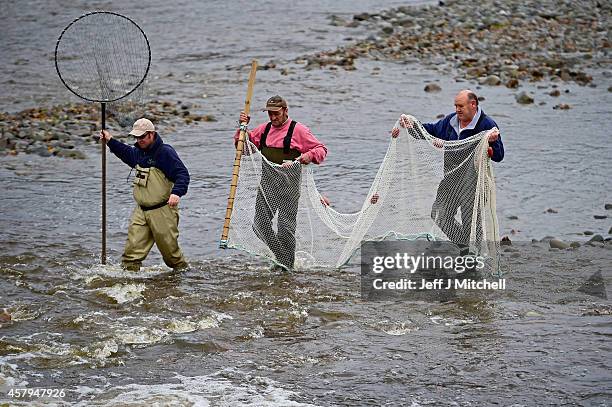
235, 95, 327, 270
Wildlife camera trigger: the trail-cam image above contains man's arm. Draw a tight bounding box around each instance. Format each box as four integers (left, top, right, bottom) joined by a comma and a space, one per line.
157, 146, 190, 197
100, 130, 138, 167
293, 124, 327, 164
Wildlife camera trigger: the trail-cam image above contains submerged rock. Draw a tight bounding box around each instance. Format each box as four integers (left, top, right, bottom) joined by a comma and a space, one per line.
0, 309, 11, 323
424, 83, 442, 93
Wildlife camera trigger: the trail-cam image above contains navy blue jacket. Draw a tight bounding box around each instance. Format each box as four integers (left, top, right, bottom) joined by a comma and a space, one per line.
423, 110, 504, 162
108, 134, 190, 197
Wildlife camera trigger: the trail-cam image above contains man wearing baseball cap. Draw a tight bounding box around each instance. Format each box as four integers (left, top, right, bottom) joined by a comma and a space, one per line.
234, 95, 327, 271
100, 118, 190, 271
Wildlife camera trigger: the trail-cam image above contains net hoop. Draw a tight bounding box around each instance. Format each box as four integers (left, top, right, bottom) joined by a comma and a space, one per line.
54, 10, 151, 103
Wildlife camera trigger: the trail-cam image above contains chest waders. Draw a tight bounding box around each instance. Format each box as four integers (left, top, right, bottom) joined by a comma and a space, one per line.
121, 160, 187, 271
253, 121, 302, 270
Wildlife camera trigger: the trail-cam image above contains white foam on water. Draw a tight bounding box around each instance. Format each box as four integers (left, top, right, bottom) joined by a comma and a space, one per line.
382, 321, 419, 336
430, 315, 475, 326
97, 283, 146, 304
71, 371, 321, 407
114, 326, 168, 345
86, 339, 119, 360
70, 263, 170, 285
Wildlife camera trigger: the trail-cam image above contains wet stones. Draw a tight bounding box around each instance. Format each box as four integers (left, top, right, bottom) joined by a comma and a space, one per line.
1, 100, 211, 159
304, 0, 607, 96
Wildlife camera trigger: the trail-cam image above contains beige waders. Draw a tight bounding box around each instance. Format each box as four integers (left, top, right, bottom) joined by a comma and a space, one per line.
121, 165, 188, 270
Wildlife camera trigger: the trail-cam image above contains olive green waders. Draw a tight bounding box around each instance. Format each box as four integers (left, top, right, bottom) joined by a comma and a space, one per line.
122, 165, 188, 271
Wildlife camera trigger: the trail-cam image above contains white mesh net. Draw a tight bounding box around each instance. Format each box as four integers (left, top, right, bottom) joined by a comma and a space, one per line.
226, 115, 501, 275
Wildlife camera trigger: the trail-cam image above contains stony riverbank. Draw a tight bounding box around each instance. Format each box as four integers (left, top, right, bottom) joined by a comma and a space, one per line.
0, 100, 215, 159
299, 0, 610, 95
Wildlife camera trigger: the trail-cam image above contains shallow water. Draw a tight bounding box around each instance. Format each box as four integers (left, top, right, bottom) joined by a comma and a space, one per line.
1, 0, 611, 405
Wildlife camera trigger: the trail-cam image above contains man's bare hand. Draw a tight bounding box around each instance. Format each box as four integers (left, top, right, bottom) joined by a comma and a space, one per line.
239, 111, 250, 125
320, 195, 331, 207
432, 139, 444, 148
392, 115, 415, 138
168, 194, 180, 207
299, 153, 312, 165
100, 130, 112, 141
370, 193, 379, 204
488, 128, 500, 142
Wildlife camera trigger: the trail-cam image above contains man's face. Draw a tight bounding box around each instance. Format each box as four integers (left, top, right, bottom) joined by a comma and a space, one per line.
268, 108, 288, 127
454, 93, 477, 124
135, 131, 155, 149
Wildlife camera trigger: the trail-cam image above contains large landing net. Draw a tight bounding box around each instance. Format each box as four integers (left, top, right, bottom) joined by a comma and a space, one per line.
226, 115, 500, 274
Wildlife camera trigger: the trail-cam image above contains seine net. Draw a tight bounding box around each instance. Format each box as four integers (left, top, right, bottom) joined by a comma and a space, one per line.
227, 115, 501, 275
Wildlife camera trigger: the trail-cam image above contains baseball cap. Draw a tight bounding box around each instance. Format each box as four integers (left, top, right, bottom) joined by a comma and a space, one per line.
262, 95, 287, 112
129, 118, 155, 137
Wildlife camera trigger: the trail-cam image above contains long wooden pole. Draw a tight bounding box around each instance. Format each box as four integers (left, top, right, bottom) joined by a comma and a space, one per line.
220, 60, 258, 248
101, 102, 107, 264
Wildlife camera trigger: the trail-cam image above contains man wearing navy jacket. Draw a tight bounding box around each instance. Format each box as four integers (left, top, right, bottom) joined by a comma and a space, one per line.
392, 90, 504, 253
100, 118, 190, 271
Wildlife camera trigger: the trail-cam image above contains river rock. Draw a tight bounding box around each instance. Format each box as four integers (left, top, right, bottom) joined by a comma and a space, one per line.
588, 235, 604, 242
553, 103, 571, 110
505, 78, 519, 89
0, 309, 10, 323
55, 149, 86, 159
584, 230, 594, 235
480, 75, 501, 86
516, 91, 534, 104
594, 215, 607, 219
604, 204, 612, 210
549, 239, 570, 249
424, 83, 441, 92
500, 236, 512, 246
570, 242, 581, 248
549, 89, 560, 96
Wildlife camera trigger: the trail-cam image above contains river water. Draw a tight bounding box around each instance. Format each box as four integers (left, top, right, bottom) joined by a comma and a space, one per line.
1, 0, 611, 405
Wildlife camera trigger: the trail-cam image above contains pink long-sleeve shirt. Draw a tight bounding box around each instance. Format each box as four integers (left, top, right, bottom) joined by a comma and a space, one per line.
234, 118, 327, 164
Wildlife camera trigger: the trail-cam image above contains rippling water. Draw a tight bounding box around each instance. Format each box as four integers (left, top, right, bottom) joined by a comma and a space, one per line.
1, 0, 611, 405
